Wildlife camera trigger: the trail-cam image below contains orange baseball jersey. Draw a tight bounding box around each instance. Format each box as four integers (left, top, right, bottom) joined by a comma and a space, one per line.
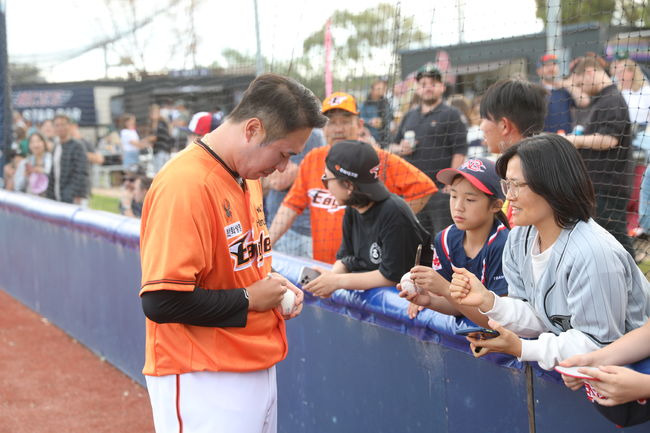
139, 142, 287, 376
283, 145, 438, 263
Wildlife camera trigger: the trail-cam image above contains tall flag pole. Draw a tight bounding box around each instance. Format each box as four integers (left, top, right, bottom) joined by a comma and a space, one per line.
324, 18, 333, 97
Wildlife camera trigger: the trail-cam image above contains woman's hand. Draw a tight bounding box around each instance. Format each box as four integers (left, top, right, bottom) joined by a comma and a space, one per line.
303, 267, 342, 298
558, 353, 597, 391
449, 266, 494, 311
467, 320, 522, 358
582, 366, 650, 406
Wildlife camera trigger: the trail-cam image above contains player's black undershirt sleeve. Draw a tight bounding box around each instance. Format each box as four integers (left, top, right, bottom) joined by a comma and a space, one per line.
141, 287, 249, 327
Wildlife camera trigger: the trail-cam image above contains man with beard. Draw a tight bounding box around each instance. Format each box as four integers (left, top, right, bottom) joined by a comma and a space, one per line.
391, 64, 468, 234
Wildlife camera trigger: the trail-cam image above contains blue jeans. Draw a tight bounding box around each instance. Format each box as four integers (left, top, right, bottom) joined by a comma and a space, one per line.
122, 150, 140, 169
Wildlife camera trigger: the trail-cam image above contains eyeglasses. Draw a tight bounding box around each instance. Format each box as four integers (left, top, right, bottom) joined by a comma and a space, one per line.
500, 179, 528, 199
321, 174, 338, 189
124, 177, 136, 183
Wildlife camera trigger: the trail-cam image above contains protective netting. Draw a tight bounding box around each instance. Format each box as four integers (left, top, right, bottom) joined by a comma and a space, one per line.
5, 0, 650, 275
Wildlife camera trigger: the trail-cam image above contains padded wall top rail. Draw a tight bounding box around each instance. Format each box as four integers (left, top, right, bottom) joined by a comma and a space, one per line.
0, 190, 140, 249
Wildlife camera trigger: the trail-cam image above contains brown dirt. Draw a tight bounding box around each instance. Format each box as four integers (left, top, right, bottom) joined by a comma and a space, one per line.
0, 289, 154, 433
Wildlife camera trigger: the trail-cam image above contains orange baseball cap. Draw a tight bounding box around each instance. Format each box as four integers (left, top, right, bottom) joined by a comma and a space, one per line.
322, 92, 359, 115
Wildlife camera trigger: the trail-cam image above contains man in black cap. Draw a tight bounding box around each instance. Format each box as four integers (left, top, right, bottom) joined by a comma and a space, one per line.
391, 63, 468, 235
303, 140, 432, 298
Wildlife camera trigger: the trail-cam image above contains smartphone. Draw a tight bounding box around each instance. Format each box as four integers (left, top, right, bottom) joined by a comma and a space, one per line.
298, 266, 321, 286
455, 326, 500, 339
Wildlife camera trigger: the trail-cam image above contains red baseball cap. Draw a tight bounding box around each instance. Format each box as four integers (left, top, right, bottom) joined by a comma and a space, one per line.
183, 112, 213, 135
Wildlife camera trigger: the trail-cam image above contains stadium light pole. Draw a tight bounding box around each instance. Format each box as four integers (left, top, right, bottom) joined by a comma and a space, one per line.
253, 0, 263, 76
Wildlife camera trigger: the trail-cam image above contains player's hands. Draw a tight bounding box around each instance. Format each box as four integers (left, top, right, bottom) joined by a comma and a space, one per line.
559, 353, 597, 391
246, 273, 287, 312
410, 265, 448, 297
582, 366, 650, 406
303, 268, 341, 298
449, 266, 493, 311
467, 320, 522, 358
282, 279, 304, 320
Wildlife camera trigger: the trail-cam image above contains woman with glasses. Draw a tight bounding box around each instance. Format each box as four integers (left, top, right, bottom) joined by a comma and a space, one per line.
303, 140, 431, 298
448, 133, 650, 371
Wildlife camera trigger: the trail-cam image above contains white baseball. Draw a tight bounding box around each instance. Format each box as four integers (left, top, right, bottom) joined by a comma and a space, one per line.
400, 272, 417, 294
280, 289, 296, 315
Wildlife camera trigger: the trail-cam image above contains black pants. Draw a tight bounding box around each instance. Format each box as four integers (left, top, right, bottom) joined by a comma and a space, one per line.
595, 192, 634, 257
416, 192, 453, 237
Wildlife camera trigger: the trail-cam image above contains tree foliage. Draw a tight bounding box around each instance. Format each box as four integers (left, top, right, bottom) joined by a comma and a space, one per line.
9, 63, 45, 85
535, 0, 650, 26
302, 3, 428, 62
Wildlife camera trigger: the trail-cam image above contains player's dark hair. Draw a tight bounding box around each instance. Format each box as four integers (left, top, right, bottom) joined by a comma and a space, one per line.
480, 78, 547, 138
228, 74, 328, 144
496, 133, 594, 228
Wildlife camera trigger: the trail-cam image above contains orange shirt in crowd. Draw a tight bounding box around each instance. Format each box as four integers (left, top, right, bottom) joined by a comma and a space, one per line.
140, 143, 287, 376
283, 145, 438, 263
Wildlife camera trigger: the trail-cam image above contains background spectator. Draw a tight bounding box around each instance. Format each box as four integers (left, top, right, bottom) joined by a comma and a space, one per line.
149, 104, 174, 173
360, 78, 393, 146
119, 113, 152, 169
391, 63, 468, 235
566, 56, 634, 255
46, 115, 89, 204
13, 132, 52, 196
120, 174, 152, 218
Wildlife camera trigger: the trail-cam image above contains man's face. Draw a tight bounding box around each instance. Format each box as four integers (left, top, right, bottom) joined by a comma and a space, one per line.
480, 116, 504, 154
53, 118, 70, 141
537, 62, 559, 82
416, 76, 445, 105
238, 126, 311, 179
571, 68, 597, 95
323, 111, 362, 146
370, 82, 387, 100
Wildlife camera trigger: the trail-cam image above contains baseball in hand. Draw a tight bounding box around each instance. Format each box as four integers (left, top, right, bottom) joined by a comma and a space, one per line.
279, 289, 296, 315
400, 272, 417, 294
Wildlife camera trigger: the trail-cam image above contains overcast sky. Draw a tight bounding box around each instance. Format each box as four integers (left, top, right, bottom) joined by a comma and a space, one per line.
5, 0, 542, 82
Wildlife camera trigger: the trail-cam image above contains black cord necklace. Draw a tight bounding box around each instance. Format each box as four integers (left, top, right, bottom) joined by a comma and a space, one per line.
196, 138, 245, 190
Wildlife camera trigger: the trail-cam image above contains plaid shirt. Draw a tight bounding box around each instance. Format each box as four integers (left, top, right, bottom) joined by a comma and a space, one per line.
46, 139, 89, 203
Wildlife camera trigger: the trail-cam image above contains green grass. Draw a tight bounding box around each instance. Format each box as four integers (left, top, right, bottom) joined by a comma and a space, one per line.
89, 194, 120, 214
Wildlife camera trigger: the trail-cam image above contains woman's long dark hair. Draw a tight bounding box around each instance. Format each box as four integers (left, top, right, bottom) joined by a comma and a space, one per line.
495, 133, 595, 228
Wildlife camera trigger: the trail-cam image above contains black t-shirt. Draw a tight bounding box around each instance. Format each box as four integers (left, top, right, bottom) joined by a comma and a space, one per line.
337, 194, 433, 283
580, 84, 632, 196
394, 103, 468, 186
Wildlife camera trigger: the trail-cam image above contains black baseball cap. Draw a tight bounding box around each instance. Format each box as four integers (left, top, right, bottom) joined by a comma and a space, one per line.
416, 63, 442, 82
437, 158, 505, 199
325, 140, 390, 202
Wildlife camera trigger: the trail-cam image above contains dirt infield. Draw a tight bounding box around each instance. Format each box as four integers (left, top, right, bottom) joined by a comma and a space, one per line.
0, 290, 154, 433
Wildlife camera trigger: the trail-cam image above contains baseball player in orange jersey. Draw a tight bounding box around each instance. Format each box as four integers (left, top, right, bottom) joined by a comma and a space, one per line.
139, 74, 328, 433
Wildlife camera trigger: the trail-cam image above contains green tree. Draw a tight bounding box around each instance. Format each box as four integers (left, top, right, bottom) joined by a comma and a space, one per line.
301, 3, 427, 78
535, 0, 650, 27
9, 63, 45, 85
